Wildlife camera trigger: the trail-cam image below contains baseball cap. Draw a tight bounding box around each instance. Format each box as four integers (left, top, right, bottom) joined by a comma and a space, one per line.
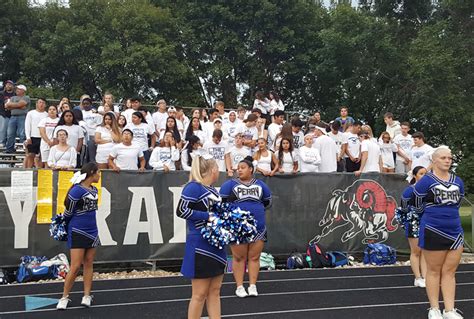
168, 106, 177, 112
16, 84, 27, 91
315, 125, 327, 135
4, 80, 14, 86
213, 118, 222, 124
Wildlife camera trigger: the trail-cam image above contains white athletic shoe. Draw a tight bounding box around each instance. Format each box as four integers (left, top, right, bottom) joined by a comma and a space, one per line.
443, 309, 463, 319
81, 295, 93, 307
56, 297, 70, 310
428, 308, 443, 319
414, 277, 426, 288
248, 284, 258, 297
235, 286, 248, 298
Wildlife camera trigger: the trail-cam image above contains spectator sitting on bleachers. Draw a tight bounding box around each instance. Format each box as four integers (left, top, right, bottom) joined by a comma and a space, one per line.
47, 129, 77, 170
162, 116, 183, 149
4, 84, 30, 153
185, 117, 206, 144
24, 97, 47, 168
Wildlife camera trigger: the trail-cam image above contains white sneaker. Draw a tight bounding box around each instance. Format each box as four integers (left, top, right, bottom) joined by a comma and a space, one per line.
235, 286, 248, 298
56, 297, 70, 310
428, 308, 443, 319
248, 284, 258, 297
443, 309, 463, 319
414, 277, 426, 288
81, 295, 93, 307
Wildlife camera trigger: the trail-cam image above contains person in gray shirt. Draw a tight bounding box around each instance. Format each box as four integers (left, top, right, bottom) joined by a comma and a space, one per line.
4, 84, 31, 153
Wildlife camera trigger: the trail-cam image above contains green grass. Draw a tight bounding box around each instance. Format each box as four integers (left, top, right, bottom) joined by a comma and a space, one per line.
461, 207, 472, 249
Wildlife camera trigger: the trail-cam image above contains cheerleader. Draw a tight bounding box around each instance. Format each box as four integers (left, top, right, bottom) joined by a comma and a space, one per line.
57, 163, 100, 310
176, 152, 224, 319
220, 156, 272, 297
413, 147, 465, 319
400, 166, 428, 288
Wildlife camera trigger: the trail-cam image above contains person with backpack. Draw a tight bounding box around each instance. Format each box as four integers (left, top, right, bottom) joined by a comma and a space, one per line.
220, 156, 272, 298
56, 163, 100, 310
413, 146, 465, 319
400, 166, 428, 288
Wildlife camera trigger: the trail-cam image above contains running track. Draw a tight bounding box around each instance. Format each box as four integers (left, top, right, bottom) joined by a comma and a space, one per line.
0, 264, 473, 319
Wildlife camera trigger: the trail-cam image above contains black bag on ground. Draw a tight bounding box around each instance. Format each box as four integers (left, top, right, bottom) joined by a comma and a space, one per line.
286, 252, 310, 269
306, 243, 331, 268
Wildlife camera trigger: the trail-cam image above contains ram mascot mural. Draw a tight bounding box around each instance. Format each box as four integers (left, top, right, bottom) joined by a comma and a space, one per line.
311, 180, 399, 244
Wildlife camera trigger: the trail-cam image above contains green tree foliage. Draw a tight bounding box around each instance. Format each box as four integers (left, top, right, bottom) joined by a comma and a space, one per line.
0, 0, 472, 189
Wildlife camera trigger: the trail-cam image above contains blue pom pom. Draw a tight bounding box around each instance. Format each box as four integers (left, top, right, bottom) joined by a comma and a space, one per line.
50, 215, 68, 241
201, 202, 258, 249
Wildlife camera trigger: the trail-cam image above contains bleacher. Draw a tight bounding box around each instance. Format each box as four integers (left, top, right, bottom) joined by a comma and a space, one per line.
0, 139, 25, 168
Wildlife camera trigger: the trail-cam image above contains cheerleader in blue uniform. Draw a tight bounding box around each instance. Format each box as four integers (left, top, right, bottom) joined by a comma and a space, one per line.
220, 156, 272, 298
57, 163, 101, 310
400, 166, 427, 288
176, 151, 224, 319
413, 147, 465, 319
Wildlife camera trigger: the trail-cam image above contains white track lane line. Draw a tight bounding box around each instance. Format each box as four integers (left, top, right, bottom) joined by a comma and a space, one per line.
1, 270, 474, 300
1, 282, 473, 315
220, 299, 474, 317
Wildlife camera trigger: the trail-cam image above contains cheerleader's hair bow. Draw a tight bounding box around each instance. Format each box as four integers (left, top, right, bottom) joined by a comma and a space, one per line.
192, 148, 214, 160
70, 171, 87, 184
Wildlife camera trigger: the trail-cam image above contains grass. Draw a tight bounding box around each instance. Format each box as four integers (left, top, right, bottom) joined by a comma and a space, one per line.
461, 206, 472, 249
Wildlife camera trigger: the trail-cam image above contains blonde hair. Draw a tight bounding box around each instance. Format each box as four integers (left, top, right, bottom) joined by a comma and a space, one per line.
189, 155, 217, 184
432, 145, 451, 160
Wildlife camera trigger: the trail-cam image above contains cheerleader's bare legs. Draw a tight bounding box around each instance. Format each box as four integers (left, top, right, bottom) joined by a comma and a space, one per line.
408, 238, 427, 280
189, 275, 224, 319
423, 247, 463, 312
62, 248, 96, 298
231, 240, 264, 290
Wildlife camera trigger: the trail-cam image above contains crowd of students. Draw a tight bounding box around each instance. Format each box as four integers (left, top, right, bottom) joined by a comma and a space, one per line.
0, 82, 436, 176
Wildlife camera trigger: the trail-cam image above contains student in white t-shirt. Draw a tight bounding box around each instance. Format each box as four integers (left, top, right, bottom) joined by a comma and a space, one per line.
211, 118, 229, 142
152, 99, 168, 135
236, 114, 259, 153
253, 137, 279, 176
343, 122, 362, 172
291, 118, 305, 150
393, 122, 413, 174
24, 98, 48, 168
224, 111, 240, 146
124, 111, 156, 168
275, 138, 298, 174
95, 113, 122, 169
203, 129, 232, 176
149, 131, 180, 171
38, 105, 59, 168
312, 125, 338, 173
185, 117, 206, 144
379, 131, 398, 173
53, 110, 84, 157
299, 134, 321, 173
355, 130, 382, 176
215, 101, 229, 125
410, 132, 433, 170
328, 121, 346, 172
229, 133, 251, 174
47, 129, 77, 170
108, 129, 145, 172
267, 110, 284, 151
181, 135, 201, 171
